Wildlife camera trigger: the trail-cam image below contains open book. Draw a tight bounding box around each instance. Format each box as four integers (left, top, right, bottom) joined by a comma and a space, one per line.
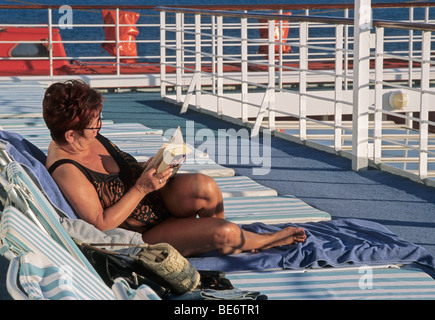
145, 126, 191, 176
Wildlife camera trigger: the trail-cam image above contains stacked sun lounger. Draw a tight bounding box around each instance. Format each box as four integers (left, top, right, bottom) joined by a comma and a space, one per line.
1, 82, 435, 300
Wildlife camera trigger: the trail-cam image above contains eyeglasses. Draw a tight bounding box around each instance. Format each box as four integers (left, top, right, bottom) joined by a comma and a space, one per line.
84, 115, 102, 132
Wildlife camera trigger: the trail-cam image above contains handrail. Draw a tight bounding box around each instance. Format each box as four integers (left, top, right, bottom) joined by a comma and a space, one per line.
158, 4, 435, 185
156, 6, 435, 32
373, 19, 435, 32
156, 6, 355, 25
1, 2, 435, 10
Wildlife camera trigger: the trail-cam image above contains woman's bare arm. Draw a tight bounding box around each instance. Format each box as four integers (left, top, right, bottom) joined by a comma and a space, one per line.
51, 163, 171, 231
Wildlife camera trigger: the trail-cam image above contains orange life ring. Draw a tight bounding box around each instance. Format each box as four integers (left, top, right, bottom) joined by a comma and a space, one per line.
258, 12, 292, 57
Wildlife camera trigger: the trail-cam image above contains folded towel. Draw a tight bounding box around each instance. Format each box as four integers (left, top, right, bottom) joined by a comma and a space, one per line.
188, 219, 435, 272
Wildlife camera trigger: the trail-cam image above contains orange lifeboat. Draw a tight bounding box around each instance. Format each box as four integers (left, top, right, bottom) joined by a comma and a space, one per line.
258, 12, 292, 58
0, 27, 68, 76
101, 10, 140, 64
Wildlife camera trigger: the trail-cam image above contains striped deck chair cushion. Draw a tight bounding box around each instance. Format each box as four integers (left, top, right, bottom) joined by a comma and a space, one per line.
100, 123, 163, 135
0, 118, 48, 128
134, 155, 236, 177
0, 206, 116, 300
18, 251, 95, 300
2, 123, 161, 138
5, 161, 94, 270
10, 253, 161, 300
0, 84, 45, 119
5, 129, 236, 177
177, 162, 235, 177
226, 265, 435, 300
223, 195, 331, 224
213, 176, 277, 198
96, 134, 236, 177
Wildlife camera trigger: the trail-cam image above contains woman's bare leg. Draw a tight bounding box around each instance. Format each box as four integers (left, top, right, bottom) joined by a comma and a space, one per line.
153, 173, 306, 256
160, 173, 224, 219
142, 217, 306, 257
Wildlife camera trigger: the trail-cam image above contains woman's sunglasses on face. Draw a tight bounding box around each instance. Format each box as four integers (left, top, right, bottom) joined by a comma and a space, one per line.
84, 114, 103, 132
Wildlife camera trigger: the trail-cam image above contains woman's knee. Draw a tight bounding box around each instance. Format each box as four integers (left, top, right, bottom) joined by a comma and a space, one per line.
212, 221, 242, 249
193, 174, 224, 217
193, 173, 219, 194
166, 173, 219, 198
161, 173, 223, 217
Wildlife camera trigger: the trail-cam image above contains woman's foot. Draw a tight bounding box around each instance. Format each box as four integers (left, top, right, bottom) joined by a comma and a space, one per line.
253, 226, 306, 252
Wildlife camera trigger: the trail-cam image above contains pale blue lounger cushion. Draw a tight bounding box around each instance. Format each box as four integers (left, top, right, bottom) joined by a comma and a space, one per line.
224, 195, 331, 224
18, 251, 87, 300
0, 206, 116, 300
226, 265, 435, 300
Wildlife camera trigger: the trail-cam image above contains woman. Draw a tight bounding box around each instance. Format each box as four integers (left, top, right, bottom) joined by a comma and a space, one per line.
43, 80, 306, 257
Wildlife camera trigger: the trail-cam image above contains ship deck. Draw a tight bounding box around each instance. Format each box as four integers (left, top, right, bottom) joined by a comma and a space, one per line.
0, 84, 435, 300
1, 3, 435, 300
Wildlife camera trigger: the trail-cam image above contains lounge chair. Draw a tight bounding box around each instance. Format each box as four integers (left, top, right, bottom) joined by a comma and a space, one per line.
225, 265, 435, 299
0, 83, 45, 119
1, 161, 96, 270
223, 195, 330, 224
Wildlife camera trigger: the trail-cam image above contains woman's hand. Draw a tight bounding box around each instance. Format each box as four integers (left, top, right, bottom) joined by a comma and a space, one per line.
133, 164, 172, 195
138, 157, 154, 171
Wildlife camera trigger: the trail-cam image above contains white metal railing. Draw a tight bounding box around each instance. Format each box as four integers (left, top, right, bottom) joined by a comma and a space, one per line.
1, 4, 432, 86
0, 5, 162, 87
157, 4, 435, 185
1, 4, 435, 184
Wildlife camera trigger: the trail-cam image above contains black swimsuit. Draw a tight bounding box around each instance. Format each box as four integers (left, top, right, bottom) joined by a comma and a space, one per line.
47, 134, 171, 232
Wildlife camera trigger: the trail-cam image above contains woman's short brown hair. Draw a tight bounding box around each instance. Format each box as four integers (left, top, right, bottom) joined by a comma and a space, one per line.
42, 80, 103, 144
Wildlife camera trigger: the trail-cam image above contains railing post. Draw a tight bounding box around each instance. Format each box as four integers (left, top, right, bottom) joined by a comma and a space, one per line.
116, 8, 120, 78
299, 21, 308, 142
278, 9, 283, 90
48, 8, 53, 77
352, 0, 372, 171
181, 13, 202, 113
181, 13, 185, 84
334, 24, 344, 152
251, 18, 276, 137
344, 8, 350, 90
160, 10, 166, 99
419, 30, 431, 180
406, 7, 414, 129
267, 19, 276, 132
374, 26, 384, 165
241, 16, 248, 124
216, 15, 223, 116
211, 16, 216, 95
176, 12, 183, 103
195, 13, 202, 110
